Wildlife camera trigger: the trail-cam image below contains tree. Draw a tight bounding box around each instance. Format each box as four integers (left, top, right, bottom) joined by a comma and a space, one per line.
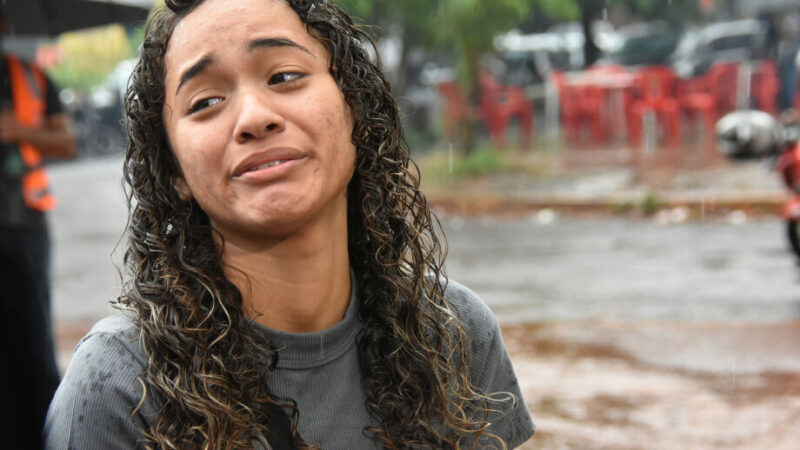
48, 24, 133, 91
439, 0, 533, 151
339, 0, 534, 152
338, 0, 439, 93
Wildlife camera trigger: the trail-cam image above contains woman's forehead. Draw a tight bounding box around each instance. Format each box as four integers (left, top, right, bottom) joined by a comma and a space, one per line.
165, 0, 321, 74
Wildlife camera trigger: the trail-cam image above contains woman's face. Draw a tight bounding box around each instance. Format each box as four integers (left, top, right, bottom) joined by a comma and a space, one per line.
163, 0, 355, 243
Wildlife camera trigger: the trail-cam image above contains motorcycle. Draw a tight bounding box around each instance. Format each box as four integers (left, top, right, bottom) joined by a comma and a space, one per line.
716, 110, 800, 259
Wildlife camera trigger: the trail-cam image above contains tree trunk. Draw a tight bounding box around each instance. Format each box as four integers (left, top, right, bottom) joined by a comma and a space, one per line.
581, 8, 601, 68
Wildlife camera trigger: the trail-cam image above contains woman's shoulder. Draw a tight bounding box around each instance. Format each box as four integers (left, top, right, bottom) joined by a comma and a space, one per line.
439, 278, 504, 370
71, 314, 148, 370
440, 278, 499, 337
45, 314, 154, 449
440, 278, 536, 447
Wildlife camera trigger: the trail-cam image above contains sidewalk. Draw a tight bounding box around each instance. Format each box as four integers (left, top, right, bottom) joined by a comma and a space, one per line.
420, 144, 788, 218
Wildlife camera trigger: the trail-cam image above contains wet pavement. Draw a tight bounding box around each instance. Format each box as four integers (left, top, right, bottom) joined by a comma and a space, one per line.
506, 320, 800, 450
441, 214, 800, 323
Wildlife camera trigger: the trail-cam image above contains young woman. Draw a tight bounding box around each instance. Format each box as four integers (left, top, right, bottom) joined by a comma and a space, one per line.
45, 0, 535, 448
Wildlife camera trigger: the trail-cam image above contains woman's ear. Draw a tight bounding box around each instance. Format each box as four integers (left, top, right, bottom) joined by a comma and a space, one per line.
174, 177, 193, 201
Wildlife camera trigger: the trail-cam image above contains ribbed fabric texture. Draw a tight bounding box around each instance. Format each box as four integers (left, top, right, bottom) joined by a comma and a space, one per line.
44, 316, 153, 450
44, 277, 535, 449
252, 278, 379, 448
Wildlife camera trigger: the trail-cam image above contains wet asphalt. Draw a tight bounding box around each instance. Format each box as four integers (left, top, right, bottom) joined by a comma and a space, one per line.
441, 213, 800, 323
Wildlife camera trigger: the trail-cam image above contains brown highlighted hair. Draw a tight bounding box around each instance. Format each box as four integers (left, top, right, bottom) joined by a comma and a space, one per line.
120, 0, 505, 448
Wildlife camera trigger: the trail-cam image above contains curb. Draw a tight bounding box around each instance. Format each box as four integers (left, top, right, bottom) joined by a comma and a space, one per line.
427, 190, 789, 216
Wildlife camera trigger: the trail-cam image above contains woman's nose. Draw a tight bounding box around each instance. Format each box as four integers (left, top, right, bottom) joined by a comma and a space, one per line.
233, 87, 285, 142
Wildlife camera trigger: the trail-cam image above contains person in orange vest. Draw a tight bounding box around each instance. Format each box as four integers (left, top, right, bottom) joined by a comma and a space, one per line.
0, 7, 76, 449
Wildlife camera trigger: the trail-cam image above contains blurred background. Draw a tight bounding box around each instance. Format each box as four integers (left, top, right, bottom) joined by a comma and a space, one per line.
10, 0, 798, 448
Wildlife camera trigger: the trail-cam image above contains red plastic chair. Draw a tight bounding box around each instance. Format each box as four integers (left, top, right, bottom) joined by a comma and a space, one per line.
586, 64, 636, 142
628, 65, 681, 147
679, 74, 716, 144
551, 71, 606, 146
478, 73, 535, 149
681, 61, 741, 144
708, 62, 739, 117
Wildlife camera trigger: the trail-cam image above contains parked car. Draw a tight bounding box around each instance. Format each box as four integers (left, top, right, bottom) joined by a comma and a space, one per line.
671, 19, 767, 78
494, 21, 620, 81
600, 21, 686, 68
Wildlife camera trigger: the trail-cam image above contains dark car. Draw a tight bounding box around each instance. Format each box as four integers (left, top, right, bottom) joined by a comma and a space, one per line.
670, 19, 767, 78
603, 21, 686, 68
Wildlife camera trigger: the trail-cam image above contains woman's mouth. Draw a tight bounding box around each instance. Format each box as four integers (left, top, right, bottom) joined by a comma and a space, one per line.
248, 159, 289, 172
233, 148, 306, 178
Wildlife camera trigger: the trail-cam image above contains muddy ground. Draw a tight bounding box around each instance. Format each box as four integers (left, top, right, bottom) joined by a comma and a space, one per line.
504, 320, 800, 450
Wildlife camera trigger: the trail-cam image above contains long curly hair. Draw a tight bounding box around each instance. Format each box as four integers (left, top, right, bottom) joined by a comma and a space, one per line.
120, 0, 505, 448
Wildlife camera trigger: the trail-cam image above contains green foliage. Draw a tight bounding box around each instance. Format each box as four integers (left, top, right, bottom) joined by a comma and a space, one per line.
438, 0, 535, 150
419, 146, 507, 182
127, 25, 145, 57
460, 145, 503, 174
338, 0, 442, 52
439, 0, 532, 56
47, 24, 133, 92
537, 0, 580, 20
640, 191, 663, 215
337, 0, 372, 19
613, 200, 634, 214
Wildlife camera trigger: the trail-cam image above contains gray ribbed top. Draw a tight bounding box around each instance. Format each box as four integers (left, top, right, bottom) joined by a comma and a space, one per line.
253, 278, 360, 370
45, 277, 535, 449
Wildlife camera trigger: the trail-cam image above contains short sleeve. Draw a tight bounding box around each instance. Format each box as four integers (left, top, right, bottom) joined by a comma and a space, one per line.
44, 318, 154, 450
444, 280, 535, 448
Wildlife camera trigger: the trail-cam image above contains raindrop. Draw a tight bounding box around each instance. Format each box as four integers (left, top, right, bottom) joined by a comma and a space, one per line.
603, 8, 608, 21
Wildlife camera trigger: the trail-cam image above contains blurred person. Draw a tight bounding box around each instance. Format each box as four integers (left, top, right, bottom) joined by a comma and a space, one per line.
764, 9, 800, 112
44, 0, 535, 449
0, 6, 76, 450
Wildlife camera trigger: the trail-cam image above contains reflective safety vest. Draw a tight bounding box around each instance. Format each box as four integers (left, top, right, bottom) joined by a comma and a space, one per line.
7, 54, 56, 211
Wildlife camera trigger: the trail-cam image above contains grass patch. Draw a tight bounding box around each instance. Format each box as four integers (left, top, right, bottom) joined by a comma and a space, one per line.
640, 191, 664, 215
613, 200, 634, 215
418, 145, 554, 186
418, 146, 506, 183
461, 146, 504, 175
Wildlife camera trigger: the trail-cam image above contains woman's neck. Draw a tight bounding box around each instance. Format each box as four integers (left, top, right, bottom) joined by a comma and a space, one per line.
219, 215, 351, 333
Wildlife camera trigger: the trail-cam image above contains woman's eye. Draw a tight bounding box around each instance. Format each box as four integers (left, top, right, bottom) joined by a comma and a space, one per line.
269, 72, 304, 85
188, 97, 223, 114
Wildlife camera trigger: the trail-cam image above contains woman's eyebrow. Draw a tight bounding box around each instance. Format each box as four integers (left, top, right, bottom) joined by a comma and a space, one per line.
248, 37, 314, 56
176, 55, 215, 96
174, 39, 312, 97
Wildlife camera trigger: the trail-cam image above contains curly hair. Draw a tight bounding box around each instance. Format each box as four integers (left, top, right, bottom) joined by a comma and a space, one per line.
120, 0, 505, 448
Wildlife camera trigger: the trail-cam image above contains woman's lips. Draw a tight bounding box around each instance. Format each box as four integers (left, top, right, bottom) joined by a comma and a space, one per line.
232, 148, 306, 177
233, 156, 305, 183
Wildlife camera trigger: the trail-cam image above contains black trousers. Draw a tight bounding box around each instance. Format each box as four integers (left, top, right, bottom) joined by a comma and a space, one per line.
0, 225, 60, 450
